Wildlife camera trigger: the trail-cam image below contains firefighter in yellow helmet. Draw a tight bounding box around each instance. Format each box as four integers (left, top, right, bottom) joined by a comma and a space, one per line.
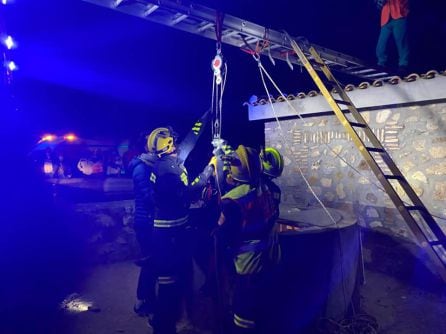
147, 125, 215, 334
261, 147, 284, 219
216, 145, 277, 333
146, 127, 177, 158
260, 147, 284, 332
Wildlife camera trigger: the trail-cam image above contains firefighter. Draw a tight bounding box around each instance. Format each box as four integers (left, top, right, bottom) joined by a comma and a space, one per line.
216, 145, 277, 334
128, 135, 157, 317
260, 147, 284, 220
259, 147, 284, 332
260, 147, 284, 263
147, 126, 215, 334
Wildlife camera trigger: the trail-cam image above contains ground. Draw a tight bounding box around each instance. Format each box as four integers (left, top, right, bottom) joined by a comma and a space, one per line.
43, 261, 446, 334
361, 270, 446, 334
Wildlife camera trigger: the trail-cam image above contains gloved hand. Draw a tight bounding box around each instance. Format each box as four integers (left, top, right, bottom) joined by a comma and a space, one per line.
208, 156, 218, 171
222, 143, 234, 155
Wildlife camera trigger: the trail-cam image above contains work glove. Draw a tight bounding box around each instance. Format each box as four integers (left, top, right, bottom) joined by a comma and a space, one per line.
208, 156, 218, 171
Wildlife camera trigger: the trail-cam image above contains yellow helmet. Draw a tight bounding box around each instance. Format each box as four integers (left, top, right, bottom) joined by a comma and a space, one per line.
147, 127, 176, 156
230, 145, 262, 184
261, 147, 284, 178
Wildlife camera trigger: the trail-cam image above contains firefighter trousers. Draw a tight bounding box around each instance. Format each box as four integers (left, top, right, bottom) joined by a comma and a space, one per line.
232, 271, 274, 334
152, 225, 193, 334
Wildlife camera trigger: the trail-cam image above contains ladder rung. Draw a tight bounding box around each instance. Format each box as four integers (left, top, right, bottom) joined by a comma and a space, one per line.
349, 121, 367, 128
313, 60, 325, 66
197, 22, 214, 32
345, 66, 364, 71
429, 239, 446, 247
364, 72, 389, 78
365, 147, 386, 153
349, 68, 375, 74
384, 174, 405, 181
171, 14, 188, 25
113, 0, 126, 8
384, 174, 404, 181
143, 4, 159, 16
334, 99, 352, 106
405, 205, 427, 212
222, 29, 239, 38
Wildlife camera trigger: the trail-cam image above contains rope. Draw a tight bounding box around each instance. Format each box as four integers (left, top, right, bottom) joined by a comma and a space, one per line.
257, 59, 340, 227
214, 10, 224, 51
317, 314, 379, 334
255, 55, 352, 316
256, 58, 446, 223
210, 12, 227, 205
210, 53, 227, 140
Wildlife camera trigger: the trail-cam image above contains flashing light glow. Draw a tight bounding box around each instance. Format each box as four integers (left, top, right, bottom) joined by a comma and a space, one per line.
5, 36, 14, 49
64, 133, 77, 142
6, 61, 17, 71
1, 0, 7, 5
41, 134, 57, 142
43, 162, 54, 174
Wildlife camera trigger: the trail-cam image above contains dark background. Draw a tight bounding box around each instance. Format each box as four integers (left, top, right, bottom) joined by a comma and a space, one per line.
2, 0, 446, 151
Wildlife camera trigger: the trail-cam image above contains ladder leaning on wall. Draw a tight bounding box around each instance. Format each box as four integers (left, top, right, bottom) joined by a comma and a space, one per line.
287, 38, 446, 283
83, 0, 446, 282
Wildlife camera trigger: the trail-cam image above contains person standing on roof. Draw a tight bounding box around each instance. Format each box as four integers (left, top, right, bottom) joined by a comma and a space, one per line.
216, 145, 277, 333
375, 0, 410, 75
147, 125, 215, 334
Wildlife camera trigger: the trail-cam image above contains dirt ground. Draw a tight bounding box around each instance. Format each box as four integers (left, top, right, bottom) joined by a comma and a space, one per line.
39, 261, 446, 334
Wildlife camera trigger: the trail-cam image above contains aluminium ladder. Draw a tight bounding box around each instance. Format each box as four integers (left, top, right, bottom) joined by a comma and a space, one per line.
83, 0, 390, 80
83, 0, 446, 281
288, 37, 446, 282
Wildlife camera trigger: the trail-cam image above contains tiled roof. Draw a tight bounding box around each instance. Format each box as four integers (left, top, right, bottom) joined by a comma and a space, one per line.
248, 70, 446, 107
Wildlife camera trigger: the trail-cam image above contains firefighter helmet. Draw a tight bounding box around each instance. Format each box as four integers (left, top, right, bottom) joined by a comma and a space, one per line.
261, 147, 284, 178
147, 127, 176, 156
230, 145, 262, 184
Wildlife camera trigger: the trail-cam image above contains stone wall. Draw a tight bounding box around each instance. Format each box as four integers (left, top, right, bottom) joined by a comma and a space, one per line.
74, 200, 138, 264
265, 102, 446, 241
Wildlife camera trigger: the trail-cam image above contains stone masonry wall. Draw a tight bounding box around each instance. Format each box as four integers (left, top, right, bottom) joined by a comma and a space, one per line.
265, 102, 446, 241
74, 200, 138, 264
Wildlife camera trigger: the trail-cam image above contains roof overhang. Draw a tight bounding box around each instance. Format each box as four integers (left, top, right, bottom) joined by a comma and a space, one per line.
248, 75, 446, 121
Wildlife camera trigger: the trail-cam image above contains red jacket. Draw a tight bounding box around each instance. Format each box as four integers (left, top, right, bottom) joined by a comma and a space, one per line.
381, 0, 410, 27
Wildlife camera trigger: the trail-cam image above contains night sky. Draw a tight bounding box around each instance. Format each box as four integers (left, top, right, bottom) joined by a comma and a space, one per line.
1, 0, 446, 150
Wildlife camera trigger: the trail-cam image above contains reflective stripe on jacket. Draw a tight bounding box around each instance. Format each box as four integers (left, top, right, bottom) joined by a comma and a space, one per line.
150, 154, 213, 228
129, 154, 156, 227
154, 215, 189, 228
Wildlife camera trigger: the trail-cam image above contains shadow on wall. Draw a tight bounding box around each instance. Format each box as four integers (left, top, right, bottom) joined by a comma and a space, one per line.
0, 158, 91, 333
